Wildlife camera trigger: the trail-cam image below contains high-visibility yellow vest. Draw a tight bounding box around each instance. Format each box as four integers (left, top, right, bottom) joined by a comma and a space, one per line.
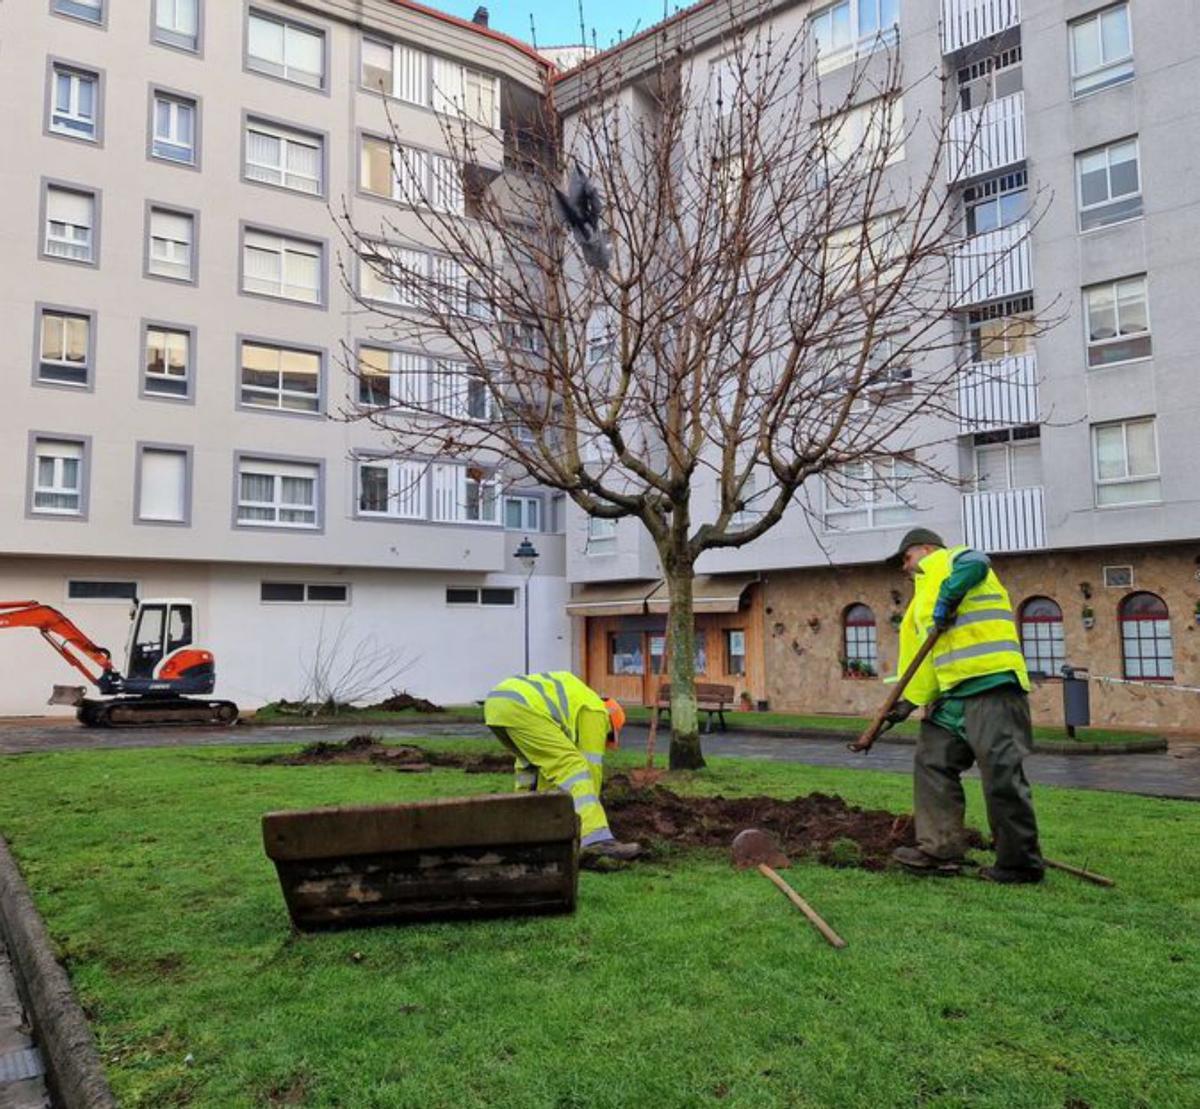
484, 671, 609, 744
897, 546, 1030, 706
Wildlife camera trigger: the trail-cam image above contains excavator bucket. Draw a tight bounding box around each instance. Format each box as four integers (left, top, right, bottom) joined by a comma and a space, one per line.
48, 685, 86, 706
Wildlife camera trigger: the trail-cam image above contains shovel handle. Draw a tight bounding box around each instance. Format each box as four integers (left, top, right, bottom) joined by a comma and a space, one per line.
848, 631, 942, 754
1044, 858, 1115, 888
758, 865, 847, 949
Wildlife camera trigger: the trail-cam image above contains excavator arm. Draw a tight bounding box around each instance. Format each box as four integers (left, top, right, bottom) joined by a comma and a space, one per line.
0, 601, 120, 691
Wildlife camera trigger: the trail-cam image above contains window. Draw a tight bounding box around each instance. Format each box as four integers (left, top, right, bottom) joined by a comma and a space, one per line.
1018, 597, 1064, 678
824, 457, 917, 530
54, 0, 102, 24
236, 457, 319, 528
151, 92, 197, 164
362, 39, 429, 104
240, 342, 321, 413
431, 155, 465, 214
356, 458, 426, 518
1093, 418, 1160, 506
50, 65, 99, 141
1070, 3, 1133, 97
31, 438, 86, 515
586, 309, 618, 366
37, 309, 91, 386
360, 245, 428, 308
357, 347, 426, 408
147, 208, 194, 281
729, 470, 764, 529
1076, 139, 1141, 230
68, 580, 138, 601
138, 447, 188, 523
648, 633, 707, 675
822, 96, 905, 169
361, 136, 428, 205
504, 495, 542, 532
810, 0, 898, 73
44, 186, 95, 264
973, 427, 1042, 492
842, 604, 877, 677
725, 629, 747, 677
362, 39, 392, 92
964, 170, 1028, 236
242, 229, 322, 304
464, 68, 500, 129
445, 587, 517, 607
261, 582, 348, 604
430, 463, 500, 525
1119, 593, 1173, 681
966, 296, 1034, 363
245, 118, 323, 195
247, 11, 324, 89
431, 360, 490, 421
609, 631, 644, 675
154, 0, 199, 51
1084, 276, 1150, 367
587, 515, 618, 546
956, 46, 1023, 112
144, 326, 191, 398
1103, 565, 1134, 589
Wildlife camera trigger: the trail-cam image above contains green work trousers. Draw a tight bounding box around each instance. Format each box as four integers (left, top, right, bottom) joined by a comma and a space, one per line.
913, 686, 1043, 871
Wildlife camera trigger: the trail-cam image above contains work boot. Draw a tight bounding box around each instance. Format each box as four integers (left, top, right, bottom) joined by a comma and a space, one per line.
891, 845, 962, 877
978, 865, 1044, 885
580, 838, 642, 870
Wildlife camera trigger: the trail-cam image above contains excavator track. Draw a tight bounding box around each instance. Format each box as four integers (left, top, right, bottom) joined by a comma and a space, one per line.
77, 698, 239, 728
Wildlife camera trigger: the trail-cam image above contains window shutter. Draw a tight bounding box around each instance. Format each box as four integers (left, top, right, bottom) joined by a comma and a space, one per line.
395, 460, 427, 518
395, 145, 428, 205
432, 56, 465, 114
152, 210, 191, 243
48, 188, 92, 226
395, 351, 426, 407
432, 156, 464, 214
140, 449, 186, 521
431, 463, 464, 521
395, 44, 428, 105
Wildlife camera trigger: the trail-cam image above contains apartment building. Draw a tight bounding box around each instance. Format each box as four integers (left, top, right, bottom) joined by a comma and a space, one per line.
555, 0, 1200, 730
0, 0, 573, 716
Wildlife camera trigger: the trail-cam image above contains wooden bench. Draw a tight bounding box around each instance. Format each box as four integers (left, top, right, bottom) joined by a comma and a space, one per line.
654, 682, 736, 733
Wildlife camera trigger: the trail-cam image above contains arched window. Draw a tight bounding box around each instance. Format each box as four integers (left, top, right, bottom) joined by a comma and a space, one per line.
1018, 596, 1064, 678
1119, 592, 1174, 681
843, 603, 877, 677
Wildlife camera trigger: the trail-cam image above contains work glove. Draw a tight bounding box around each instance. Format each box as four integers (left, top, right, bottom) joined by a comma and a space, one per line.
883, 699, 917, 728
932, 598, 957, 630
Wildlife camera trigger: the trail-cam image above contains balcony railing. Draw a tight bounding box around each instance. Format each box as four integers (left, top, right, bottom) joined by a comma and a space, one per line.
962, 486, 1046, 552
947, 91, 1026, 183
957, 352, 1038, 432
941, 0, 1021, 55
951, 221, 1031, 305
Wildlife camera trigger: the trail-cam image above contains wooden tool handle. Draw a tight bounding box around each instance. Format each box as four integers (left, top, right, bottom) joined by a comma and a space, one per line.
1044, 858, 1115, 888
849, 630, 942, 754
758, 865, 847, 948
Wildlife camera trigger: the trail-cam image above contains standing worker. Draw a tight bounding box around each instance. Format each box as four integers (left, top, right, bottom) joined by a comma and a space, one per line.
881, 529, 1044, 884
485, 671, 642, 865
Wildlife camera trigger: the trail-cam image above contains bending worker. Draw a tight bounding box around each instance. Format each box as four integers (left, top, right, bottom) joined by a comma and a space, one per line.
884, 529, 1044, 884
484, 671, 642, 864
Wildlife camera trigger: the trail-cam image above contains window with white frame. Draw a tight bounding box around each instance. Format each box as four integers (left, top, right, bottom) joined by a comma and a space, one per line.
1070, 3, 1133, 97
431, 360, 490, 421
362, 38, 428, 105
359, 244, 427, 308
964, 170, 1028, 236
504, 494, 541, 532
1076, 139, 1141, 230
356, 457, 426, 518
431, 155, 465, 214
431, 56, 500, 127
966, 295, 1034, 363
50, 65, 98, 140
144, 326, 190, 398
138, 448, 188, 523
242, 229, 322, 304
823, 215, 900, 292
361, 39, 392, 93
973, 427, 1042, 492
1018, 596, 1064, 678
430, 256, 467, 314
236, 457, 319, 527
44, 186, 95, 263
245, 119, 322, 195
956, 45, 1023, 112
357, 347, 425, 408
729, 470, 764, 529
32, 438, 85, 515
154, 0, 199, 51
147, 208, 193, 281
1119, 592, 1173, 680
361, 136, 428, 205
430, 463, 500, 524
151, 93, 197, 164
822, 96, 905, 169
586, 308, 618, 366
1084, 275, 1150, 367
240, 342, 321, 413
38, 309, 90, 386
824, 456, 917, 530
1093, 417, 1160, 506
587, 514, 617, 546
842, 604, 878, 677
261, 582, 349, 603
810, 0, 898, 73
247, 10, 324, 88
54, 0, 102, 24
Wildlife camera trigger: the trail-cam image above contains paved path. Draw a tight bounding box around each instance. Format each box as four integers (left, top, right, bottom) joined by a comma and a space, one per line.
0, 939, 50, 1109
2, 719, 1199, 801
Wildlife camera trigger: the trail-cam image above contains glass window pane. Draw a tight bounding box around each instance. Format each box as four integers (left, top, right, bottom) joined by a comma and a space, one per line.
1071, 19, 1101, 74
249, 16, 284, 64
1108, 144, 1139, 196
1116, 280, 1148, 333
1094, 425, 1126, 479
1101, 7, 1131, 61
1125, 421, 1157, 476
1079, 164, 1110, 208
1086, 286, 1116, 341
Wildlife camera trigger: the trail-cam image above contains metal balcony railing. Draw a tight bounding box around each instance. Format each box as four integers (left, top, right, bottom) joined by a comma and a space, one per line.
951, 221, 1032, 305
957, 352, 1038, 432
941, 0, 1021, 55
962, 486, 1046, 552
947, 91, 1026, 183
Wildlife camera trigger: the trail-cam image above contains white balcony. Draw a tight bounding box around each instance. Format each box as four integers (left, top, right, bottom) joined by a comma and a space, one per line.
941, 0, 1021, 55
951, 221, 1031, 306
946, 92, 1026, 183
962, 486, 1046, 552
957, 353, 1038, 432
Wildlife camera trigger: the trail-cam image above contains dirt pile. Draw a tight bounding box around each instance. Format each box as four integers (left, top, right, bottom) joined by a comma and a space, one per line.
367, 693, 444, 713
266, 736, 512, 775
602, 775, 986, 870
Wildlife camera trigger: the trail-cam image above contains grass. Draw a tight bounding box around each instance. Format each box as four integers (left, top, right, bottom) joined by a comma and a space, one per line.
244, 702, 485, 726
1, 741, 1197, 1107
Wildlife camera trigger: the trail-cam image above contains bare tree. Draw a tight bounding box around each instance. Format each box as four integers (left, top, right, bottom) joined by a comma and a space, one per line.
334, 1, 1053, 768
294, 616, 420, 715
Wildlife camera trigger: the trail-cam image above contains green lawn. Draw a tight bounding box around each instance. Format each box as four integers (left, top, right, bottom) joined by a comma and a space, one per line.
1, 742, 1197, 1107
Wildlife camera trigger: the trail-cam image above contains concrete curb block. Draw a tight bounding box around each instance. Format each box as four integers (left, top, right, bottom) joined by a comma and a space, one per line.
0, 835, 116, 1109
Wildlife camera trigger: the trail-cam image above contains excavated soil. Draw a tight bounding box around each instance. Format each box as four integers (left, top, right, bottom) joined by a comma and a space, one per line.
264, 735, 513, 774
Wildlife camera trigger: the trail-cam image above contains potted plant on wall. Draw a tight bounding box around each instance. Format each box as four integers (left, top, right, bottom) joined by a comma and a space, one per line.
1082, 604, 1096, 631
842, 659, 877, 680
1193, 600, 1200, 626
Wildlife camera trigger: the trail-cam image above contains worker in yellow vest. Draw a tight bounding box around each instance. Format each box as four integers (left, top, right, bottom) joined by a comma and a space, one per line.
883, 529, 1044, 884
484, 671, 642, 866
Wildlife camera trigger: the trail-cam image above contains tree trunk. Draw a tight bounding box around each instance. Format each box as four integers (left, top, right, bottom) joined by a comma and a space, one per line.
663, 563, 705, 770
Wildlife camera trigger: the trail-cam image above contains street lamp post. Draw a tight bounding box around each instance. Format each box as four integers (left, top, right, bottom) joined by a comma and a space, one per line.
515, 536, 540, 674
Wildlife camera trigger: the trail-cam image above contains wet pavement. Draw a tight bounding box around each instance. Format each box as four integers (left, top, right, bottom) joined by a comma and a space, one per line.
0, 939, 49, 1109
2, 718, 1199, 801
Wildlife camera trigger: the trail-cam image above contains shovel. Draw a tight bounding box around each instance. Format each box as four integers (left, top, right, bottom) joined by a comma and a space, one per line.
731, 828, 847, 949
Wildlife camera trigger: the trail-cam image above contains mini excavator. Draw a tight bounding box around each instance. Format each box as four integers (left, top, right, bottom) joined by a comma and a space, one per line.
0, 598, 238, 727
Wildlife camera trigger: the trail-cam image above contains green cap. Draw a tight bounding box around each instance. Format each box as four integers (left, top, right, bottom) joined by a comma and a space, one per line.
888, 527, 945, 566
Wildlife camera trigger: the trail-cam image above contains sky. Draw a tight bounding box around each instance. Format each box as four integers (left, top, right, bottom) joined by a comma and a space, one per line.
442, 0, 680, 50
